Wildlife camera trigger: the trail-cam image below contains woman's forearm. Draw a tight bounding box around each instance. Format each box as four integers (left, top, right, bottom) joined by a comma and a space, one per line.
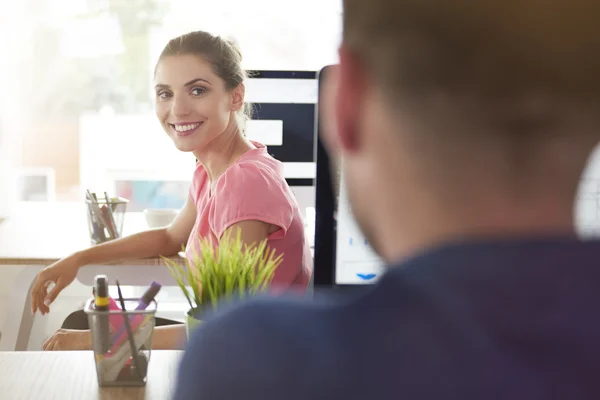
152, 324, 187, 350
72, 228, 181, 267
51, 324, 187, 351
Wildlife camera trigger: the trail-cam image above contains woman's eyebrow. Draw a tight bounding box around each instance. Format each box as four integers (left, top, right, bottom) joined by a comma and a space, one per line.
154, 78, 211, 90
184, 78, 211, 86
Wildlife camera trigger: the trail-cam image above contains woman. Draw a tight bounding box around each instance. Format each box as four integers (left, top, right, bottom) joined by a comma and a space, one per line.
32, 31, 313, 351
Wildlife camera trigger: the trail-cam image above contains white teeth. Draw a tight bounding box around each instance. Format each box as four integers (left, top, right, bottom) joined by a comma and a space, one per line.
173, 123, 201, 132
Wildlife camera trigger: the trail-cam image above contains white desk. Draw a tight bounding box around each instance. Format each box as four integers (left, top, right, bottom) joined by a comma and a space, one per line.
0, 202, 181, 351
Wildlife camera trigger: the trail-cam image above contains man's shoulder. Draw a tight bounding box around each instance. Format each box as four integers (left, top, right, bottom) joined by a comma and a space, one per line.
173, 270, 456, 399
190, 294, 341, 354
173, 293, 356, 399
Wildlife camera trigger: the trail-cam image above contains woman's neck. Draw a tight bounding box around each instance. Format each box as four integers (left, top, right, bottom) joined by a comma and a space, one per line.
193, 126, 254, 182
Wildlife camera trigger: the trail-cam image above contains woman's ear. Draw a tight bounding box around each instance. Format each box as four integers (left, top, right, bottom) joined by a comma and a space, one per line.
231, 83, 245, 112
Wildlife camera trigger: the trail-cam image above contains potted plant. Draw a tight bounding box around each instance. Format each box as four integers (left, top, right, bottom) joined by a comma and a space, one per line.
162, 230, 283, 338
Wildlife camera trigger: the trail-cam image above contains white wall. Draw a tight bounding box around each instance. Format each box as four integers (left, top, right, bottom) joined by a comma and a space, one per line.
0, 17, 21, 220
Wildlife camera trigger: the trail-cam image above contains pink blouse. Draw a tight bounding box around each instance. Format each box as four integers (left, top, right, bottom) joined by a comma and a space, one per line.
185, 142, 312, 291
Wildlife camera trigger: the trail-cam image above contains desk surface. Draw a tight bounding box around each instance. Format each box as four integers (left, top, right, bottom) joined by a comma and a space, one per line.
0, 202, 178, 266
0, 350, 183, 399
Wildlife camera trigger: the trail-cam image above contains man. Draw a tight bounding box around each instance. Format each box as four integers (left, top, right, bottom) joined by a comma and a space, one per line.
174, 1, 600, 399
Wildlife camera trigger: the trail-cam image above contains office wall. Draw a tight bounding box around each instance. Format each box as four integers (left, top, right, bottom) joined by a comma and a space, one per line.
20, 118, 81, 201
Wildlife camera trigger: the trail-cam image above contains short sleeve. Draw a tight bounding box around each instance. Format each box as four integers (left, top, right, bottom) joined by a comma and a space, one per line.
211, 161, 294, 239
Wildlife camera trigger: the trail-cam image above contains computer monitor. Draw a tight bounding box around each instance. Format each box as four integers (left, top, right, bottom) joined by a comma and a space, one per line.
313, 65, 385, 287
245, 70, 317, 187
245, 70, 318, 228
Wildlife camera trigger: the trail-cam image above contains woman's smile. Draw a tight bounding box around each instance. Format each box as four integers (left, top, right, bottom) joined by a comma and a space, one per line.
170, 121, 204, 137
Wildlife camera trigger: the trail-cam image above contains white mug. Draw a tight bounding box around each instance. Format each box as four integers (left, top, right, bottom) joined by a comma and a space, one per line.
143, 208, 179, 228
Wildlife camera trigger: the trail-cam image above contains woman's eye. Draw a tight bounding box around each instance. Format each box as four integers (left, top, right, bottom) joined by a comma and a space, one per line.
191, 87, 206, 96
157, 91, 171, 99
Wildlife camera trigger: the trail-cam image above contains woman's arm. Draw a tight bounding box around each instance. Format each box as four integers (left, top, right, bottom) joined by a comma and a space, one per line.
43, 323, 188, 351
42, 220, 275, 349
147, 222, 274, 350
152, 324, 188, 350
31, 196, 197, 314
149, 223, 274, 351
76, 196, 197, 265
220, 220, 276, 245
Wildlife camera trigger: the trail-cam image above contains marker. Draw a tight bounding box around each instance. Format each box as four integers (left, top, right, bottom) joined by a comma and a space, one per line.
116, 280, 146, 382
107, 297, 123, 331
104, 191, 119, 239
108, 281, 161, 354
92, 288, 126, 332
94, 275, 110, 354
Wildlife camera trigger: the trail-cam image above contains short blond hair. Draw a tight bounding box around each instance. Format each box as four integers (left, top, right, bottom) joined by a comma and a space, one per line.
342, 0, 600, 137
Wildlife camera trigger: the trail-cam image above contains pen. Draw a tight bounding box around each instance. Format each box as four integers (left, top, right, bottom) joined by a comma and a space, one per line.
116, 280, 146, 382
94, 275, 110, 354
87, 189, 110, 240
101, 205, 117, 239
104, 191, 119, 238
85, 192, 103, 242
109, 281, 161, 353
92, 287, 126, 332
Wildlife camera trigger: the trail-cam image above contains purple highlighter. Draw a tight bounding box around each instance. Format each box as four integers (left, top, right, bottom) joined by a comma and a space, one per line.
133, 281, 161, 312
108, 281, 162, 354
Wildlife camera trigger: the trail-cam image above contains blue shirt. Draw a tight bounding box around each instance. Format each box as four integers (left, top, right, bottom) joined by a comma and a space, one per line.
173, 237, 600, 399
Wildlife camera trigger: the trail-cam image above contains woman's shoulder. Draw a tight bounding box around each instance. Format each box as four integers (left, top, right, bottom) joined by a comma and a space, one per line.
240, 142, 282, 170
220, 150, 285, 188
210, 150, 297, 237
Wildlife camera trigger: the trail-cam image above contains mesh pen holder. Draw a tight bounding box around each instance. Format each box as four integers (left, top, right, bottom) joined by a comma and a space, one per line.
85, 197, 128, 245
84, 297, 157, 387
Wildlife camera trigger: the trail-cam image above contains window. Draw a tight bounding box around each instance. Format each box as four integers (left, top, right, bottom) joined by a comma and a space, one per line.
6, 0, 342, 205
1, 0, 340, 309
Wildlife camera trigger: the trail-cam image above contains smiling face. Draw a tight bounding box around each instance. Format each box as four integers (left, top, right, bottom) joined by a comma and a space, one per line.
154, 54, 243, 153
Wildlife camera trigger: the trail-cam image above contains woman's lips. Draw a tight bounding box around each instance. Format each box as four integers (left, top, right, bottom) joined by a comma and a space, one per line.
170, 122, 203, 137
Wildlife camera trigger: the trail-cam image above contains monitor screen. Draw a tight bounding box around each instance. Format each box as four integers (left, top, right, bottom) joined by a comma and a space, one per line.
245, 70, 318, 186
313, 65, 384, 287
334, 167, 385, 284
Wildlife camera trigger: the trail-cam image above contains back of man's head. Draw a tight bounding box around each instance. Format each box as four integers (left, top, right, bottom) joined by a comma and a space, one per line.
331, 0, 600, 260
344, 0, 600, 105
341, 0, 600, 163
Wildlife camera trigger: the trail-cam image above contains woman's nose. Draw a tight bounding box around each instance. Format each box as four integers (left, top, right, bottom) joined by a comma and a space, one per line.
171, 95, 192, 117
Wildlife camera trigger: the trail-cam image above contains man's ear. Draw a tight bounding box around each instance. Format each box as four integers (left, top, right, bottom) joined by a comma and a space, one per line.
231, 83, 245, 112
333, 46, 366, 154
319, 64, 340, 156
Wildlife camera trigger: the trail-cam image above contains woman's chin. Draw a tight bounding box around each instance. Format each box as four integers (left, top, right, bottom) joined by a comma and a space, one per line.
175, 145, 196, 153
171, 138, 199, 153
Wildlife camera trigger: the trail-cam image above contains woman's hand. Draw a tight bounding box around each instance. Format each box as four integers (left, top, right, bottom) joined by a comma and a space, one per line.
152, 324, 188, 350
31, 255, 81, 315
43, 329, 92, 351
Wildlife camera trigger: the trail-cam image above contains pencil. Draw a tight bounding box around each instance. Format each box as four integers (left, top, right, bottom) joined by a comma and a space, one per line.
116, 281, 143, 382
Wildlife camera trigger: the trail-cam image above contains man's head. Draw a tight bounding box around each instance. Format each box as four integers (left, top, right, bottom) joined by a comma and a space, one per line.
322, 0, 600, 262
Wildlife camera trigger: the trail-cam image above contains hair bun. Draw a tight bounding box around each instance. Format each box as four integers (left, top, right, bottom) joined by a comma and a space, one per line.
225, 37, 243, 61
